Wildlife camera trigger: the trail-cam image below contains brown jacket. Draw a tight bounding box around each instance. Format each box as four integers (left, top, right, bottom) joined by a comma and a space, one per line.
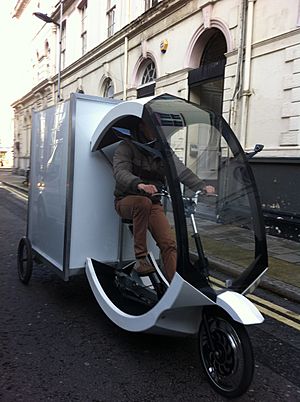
113, 140, 205, 200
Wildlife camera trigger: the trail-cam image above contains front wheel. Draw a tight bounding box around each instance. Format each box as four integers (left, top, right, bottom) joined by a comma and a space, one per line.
17, 237, 33, 284
199, 307, 254, 398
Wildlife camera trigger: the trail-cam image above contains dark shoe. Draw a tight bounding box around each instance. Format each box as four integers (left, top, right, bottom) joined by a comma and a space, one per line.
134, 258, 156, 276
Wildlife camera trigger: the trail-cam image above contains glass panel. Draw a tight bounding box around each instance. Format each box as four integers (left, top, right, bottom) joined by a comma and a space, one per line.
193, 78, 224, 114
28, 102, 69, 269
148, 97, 259, 289
103, 79, 114, 98
142, 61, 157, 85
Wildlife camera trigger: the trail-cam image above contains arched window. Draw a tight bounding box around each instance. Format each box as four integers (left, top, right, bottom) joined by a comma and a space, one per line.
44, 40, 50, 57
200, 30, 227, 66
141, 60, 157, 85
102, 78, 114, 98
136, 59, 157, 98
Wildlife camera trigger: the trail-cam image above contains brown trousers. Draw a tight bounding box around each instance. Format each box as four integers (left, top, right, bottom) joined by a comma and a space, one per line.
115, 196, 177, 281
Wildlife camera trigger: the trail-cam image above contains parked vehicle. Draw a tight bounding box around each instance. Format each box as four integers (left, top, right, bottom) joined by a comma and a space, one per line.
18, 93, 268, 398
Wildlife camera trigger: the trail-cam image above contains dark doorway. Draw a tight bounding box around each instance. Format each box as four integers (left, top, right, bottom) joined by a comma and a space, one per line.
188, 29, 227, 114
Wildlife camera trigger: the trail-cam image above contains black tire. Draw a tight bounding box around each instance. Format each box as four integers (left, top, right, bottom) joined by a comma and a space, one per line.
199, 307, 254, 398
17, 237, 33, 284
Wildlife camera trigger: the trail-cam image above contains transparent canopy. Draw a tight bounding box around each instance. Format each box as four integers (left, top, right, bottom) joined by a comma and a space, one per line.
144, 95, 268, 294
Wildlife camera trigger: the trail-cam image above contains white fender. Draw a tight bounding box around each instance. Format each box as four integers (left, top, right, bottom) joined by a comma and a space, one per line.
216, 290, 264, 325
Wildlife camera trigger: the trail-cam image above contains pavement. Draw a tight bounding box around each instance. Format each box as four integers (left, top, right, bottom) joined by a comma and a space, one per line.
1, 168, 299, 303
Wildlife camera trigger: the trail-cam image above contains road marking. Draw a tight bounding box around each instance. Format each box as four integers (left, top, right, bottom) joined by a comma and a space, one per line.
256, 305, 300, 332
0, 184, 28, 202
211, 276, 300, 322
1, 186, 298, 331
247, 293, 300, 322
209, 276, 300, 331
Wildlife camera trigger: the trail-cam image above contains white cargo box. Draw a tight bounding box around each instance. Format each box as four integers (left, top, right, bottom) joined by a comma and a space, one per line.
28, 94, 158, 279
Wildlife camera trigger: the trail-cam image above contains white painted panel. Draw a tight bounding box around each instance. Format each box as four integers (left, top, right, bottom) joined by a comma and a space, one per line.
69, 97, 121, 268
70, 95, 159, 268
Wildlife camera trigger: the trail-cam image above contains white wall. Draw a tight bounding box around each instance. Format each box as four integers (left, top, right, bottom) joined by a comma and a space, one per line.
248, 50, 286, 150
253, 0, 300, 43
12, 0, 300, 170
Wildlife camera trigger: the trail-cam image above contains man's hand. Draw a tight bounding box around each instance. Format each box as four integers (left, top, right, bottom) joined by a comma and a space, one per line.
137, 183, 158, 195
204, 185, 215, 194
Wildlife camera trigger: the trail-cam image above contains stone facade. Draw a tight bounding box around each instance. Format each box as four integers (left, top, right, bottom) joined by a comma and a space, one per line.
12, 0, 300, 170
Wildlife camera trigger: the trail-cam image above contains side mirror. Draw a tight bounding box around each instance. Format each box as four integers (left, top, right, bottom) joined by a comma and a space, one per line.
245, 144, 264, 159
254, 144, 264, 153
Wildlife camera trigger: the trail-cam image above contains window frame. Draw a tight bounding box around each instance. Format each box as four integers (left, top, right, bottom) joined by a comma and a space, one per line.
106, 1, 116, 38
145, 0, 159, 11
141, 60, 157, 85
103, 78, 115, 98
60, 20, 66, 69
78, 0, 88, 55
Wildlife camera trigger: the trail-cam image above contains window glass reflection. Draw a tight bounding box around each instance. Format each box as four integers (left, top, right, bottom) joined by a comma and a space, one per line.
148, 97, 257, 287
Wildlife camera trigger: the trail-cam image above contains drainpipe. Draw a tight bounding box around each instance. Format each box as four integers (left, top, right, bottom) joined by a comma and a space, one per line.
51, 25, 57, 102
229, 0, 247, 126
123, 36, 128, 100
240, 0, 256, 149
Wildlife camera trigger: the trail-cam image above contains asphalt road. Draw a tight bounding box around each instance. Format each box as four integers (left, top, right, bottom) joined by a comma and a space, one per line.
1, 185, 300, 402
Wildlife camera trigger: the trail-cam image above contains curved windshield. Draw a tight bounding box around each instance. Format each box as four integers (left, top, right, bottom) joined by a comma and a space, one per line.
145, 95, 267, 293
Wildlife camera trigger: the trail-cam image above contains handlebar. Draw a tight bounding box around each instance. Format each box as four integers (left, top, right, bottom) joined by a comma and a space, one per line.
152, 189, 217, 217
152, 189, 171, 198
153, 189, 217, 200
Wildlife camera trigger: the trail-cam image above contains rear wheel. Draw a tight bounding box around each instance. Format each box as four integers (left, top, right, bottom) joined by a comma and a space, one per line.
17, 237, 33, 284
199, 307, 254, 398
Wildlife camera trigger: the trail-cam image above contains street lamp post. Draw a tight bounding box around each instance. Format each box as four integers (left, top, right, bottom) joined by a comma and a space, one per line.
33, 0, 63, 102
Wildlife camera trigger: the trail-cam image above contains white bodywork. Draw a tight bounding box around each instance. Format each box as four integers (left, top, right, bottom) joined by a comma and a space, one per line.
28, 95, 159, 273
86, 258, 263, 335
87, 93, 264, 334
216, 291, 264, 324
86, 258, 213, 335
29, 93, 265, 336
90, 97, 153, 152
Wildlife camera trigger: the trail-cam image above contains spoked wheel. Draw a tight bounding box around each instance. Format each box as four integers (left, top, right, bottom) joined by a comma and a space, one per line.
17, 237, 33, 284
199, 307, 254, 398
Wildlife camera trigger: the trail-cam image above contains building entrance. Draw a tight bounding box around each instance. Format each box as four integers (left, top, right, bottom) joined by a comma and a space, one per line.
188, 29, 227, 114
